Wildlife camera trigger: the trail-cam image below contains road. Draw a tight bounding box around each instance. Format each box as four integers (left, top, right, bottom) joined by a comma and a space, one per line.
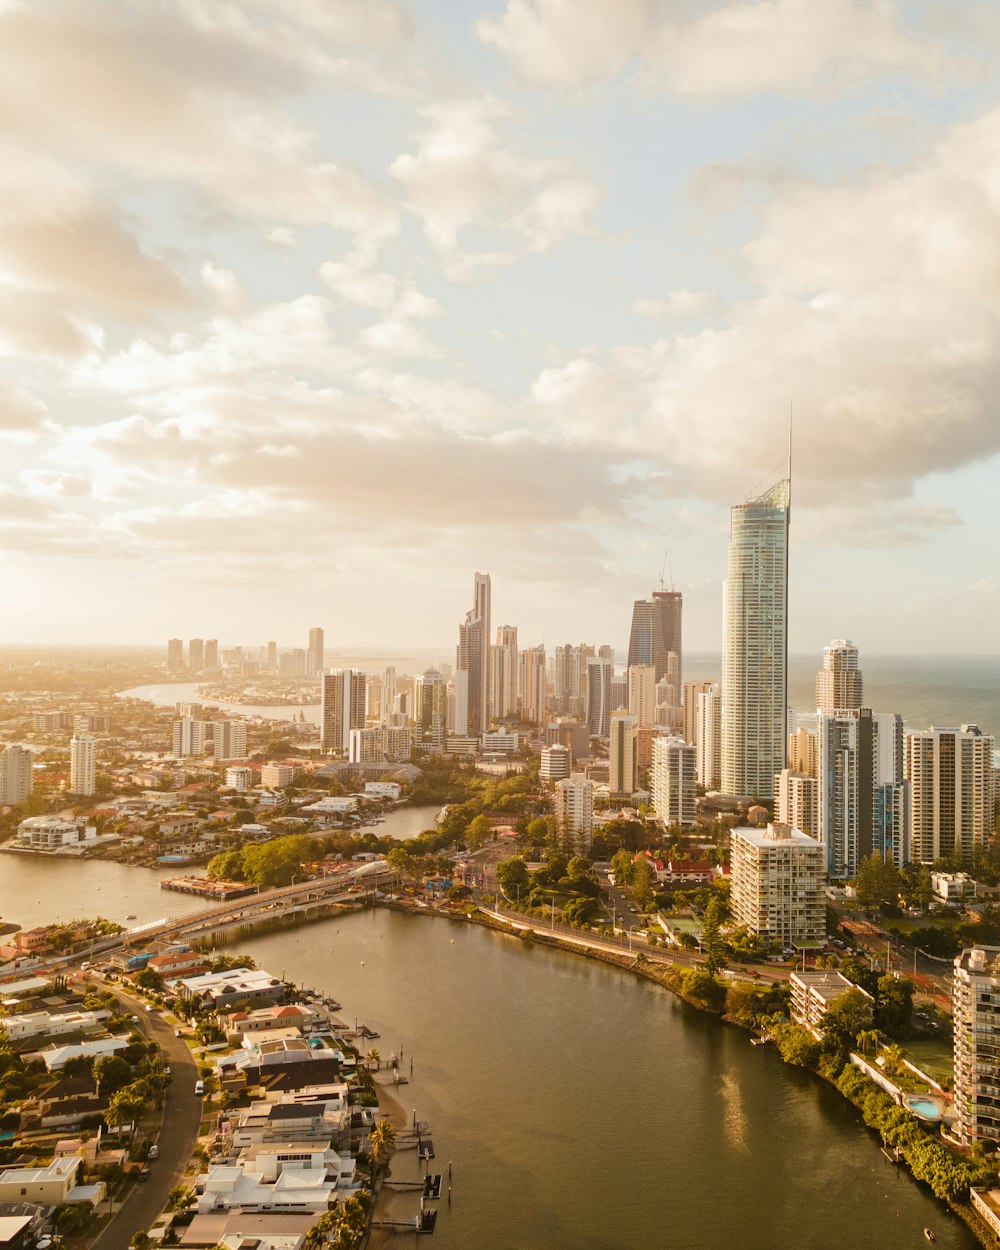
89, 989, 203, 1250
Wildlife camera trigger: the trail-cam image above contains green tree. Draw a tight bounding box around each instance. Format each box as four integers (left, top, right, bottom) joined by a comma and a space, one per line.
465, 814, 492, 849
496, 856, 530, 900
93, 1054, 132, 1095
820, 987, 875, 1044
855, 854, 902, 911
629, 858, 655, 911
133, 967, 164, 993
702, 896, 727, 975
876, 974, 914, 1033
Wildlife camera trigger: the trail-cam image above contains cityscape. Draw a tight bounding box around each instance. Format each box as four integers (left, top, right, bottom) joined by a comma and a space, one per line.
2, 3, 1000, 1250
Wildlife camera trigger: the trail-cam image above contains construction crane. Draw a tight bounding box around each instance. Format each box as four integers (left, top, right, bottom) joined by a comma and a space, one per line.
658, 550, 674, 592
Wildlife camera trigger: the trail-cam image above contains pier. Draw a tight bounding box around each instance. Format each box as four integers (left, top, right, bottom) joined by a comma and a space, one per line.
161, 876, 257, 900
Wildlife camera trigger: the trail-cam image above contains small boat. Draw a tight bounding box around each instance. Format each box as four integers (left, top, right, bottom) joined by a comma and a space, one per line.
125, 914, 137, 920
924, 1230, 936, 1242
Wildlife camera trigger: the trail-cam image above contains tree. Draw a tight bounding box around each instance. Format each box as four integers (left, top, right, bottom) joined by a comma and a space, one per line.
702, 896, 726, 975
106, 1085, 146, 1133
496, 856, 530, 900
368, 1119, 396, 1179
465, 814, 492, 849
855, 853, 902, 911
629, 858, 655, 911
365, 1048, 380, 1071
876, 974, 914, 1033
133, 967, 164, 993
610, 848, 635, 887
93, 1054, 132, 1095
820, 987, 874, 1044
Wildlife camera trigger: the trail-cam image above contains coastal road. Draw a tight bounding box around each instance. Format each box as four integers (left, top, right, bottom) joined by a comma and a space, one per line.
89, 988, 203, 1250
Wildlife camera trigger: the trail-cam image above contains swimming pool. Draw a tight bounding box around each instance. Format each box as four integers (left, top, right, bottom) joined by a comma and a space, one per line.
904, 1094, 945, 1121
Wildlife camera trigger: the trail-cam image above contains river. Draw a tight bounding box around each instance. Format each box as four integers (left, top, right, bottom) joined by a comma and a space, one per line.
0, 806, 440, 931
229, 909, 976, 1250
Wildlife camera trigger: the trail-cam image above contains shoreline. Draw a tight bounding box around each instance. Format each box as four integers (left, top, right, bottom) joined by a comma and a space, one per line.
367, 1076, 416, 1249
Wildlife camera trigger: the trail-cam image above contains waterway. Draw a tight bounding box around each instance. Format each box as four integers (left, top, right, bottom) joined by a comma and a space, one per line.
0, 807, 439, 931
118, 682, 320, 725
228, 909, 977, 1250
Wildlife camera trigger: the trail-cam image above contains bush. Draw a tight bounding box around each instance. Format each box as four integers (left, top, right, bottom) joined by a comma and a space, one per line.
679, 969, 727, 1014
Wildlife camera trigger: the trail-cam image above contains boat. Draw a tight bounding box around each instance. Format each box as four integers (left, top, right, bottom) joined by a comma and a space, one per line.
125, 914, 137, 920
924, 1230, 936, 1242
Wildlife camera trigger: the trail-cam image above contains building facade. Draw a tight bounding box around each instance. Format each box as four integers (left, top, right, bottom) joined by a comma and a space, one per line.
906, 725, 994, 864
628, 664, 658, 729
608, 712, 637, 798
721, 477, 790, 798
815, 639, 863, 713
695, 683, 722, 790
954, 946, 1000, 1146
457, 572, 491, 738
69, 734, 96, 796
650, 735, 696, 827
730, 822, 824, 947
774, 768, 819, 840
320, 670, 366, 754
0, 745, 33, 805
627, 589, 682, 684
553, 773, 595, 855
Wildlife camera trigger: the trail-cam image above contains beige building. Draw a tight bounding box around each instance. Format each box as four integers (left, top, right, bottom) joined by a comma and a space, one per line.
789, 970, 871, 1030
651, 735, 696, 827
815, 639, 863, 713
788, 728, 818, 778
261, 763, 296, 788
695, 683, 722, 790
70, 734, 96, 796
682, 679, 714, 748
730, 822, 824, 947
774, 768, 818, 840
628, 665, 658, 729
954, 947, 1000, 1145
553, 773, 595, 856
608, 712, 637, 798
906, 725, 994, 864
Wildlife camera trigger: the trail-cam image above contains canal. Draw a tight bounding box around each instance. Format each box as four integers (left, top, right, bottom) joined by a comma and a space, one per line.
231, 908, 976, 1250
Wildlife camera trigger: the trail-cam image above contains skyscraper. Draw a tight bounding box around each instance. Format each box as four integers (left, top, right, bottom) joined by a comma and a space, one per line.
491, 625, 518, 719
307, 627, 325, 677
553, 773, 595, 855
816, 639, 862, 713
204, 638, 219, 669
457, 572, 491, 737
683, 679, 714, 746
167, 638, 184, 671
188, 638, 205, 672
906, 725, 994, 864
651, 735, 697, 827
415, 668, 447, 753
627, 664, 657, 728
210, 720, 247, 762
0, 745, 33, 805
608, 712, 637, 798
518, 644, 546, 724
627, 590, 682, 684
721, 476, 790, 797
266, 640, 277, 675
585, 656, 612, 738
70, 734, 96, 796
320, 670, 366, 754
695, 682, 723, 790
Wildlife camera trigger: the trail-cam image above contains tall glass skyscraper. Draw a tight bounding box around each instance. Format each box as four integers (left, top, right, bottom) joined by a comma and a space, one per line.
721, 477, 790, 797
627, 589, 682, 684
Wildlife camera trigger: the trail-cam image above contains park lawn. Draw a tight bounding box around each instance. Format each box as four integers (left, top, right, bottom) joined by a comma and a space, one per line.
905, 1038, 954, 1086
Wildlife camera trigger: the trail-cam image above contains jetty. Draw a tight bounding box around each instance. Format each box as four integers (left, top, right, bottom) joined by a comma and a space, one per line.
161, 876, 257, 900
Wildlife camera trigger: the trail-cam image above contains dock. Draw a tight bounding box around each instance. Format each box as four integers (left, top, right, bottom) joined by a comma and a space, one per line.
161, 876, 257, 900
418, 1139, 435, 1160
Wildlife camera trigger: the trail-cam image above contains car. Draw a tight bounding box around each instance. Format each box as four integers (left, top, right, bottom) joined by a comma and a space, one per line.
148, 1144, 159, 1159
145, 1004, 154, 1013
175, 1028, 183, 1037
137, 1168, 150, 1182
194, 1079, 205, 1095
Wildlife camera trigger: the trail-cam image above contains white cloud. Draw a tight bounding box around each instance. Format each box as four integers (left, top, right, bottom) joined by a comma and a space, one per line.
478, 0, 943, 96
633, 290, 721, 320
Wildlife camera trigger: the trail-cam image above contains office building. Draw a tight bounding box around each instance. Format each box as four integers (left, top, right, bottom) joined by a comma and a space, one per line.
721, 476, 790, 797
695, 683, 722, 790
954, 947, 1000, 1146
788, 728, 818, 777
0, 745, 33, 805
457, 573, 491, 737
415, 668, 447, 753
211, 720, 247, 762
586, 657, 613, 739
307, 627, 324, 678
628, 664, 657, 729
730, 822, 824, 946
279, 649, 305, 678
774, 768, 818, 840
540, 743, 571, 784
627, 589, 682, 684
818, 709, 905, 878
609, 712, 638, 798
651, 735, 696, 827
320, 670, 366, 754
683, 680, 714, 747
906, 725, 995, 865
204, 638, 219, 669
553, 773, 595, 856
816, 639, 862, 713
167, 638, 184, 671
382, 723, 412, 762
70, 734, 96, 796
517, 644, 546, 724
188, 638, 205, 672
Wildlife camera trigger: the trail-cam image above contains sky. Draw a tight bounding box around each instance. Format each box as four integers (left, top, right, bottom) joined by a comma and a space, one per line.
2, 0, 1000, 656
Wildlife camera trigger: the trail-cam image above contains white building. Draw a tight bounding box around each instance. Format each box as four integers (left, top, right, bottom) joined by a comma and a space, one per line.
789, 970, 871, 1030
954, 947, 1000, 1145
261, 763, 296, 788
348, 727, 384, 765
932, 872, 977, 904
815, 639, 863, 713
212, 720, 248, 762
540, 743, 571, 784
553, 773, 595, 855
650, 736, 696, 827
13, 815, 96, 851
226, 766, 254, 792
70, 734, 96, 796
774, 768, 818, 840
730, 822, 825, 947
0, 745, 33, 805
172, 717, 208, 758
482, 729, 520, 755
0, 1157, 104, 1207
695, 682, 722, 790
3, 1008, 110, 1043
364, 782, 401, 800
906, 725, 994, 865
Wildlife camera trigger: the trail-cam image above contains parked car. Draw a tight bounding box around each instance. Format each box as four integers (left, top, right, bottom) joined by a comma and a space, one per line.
148, 1144, 158, 1159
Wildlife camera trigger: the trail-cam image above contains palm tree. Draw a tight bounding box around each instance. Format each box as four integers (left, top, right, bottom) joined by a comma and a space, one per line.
364, 1047, 380, 1072
368, 1119, 396, 1180
857, 1029, 884, 1057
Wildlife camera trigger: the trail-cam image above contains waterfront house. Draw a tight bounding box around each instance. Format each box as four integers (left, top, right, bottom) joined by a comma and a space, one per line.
790, 970, 873, 1030
173, 968, 287, 1010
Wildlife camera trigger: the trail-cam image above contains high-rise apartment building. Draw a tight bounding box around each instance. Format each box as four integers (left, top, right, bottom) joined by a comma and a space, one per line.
415, 668, 447, 753
695, 683, 723, 790
788, 728, 818, 777
628, 664, 657, 729
349, 727, 386, 765
188, 638, 205, 672
651, 735, 696, 827
204, 639, 219, 670
211, 720, 247, 762
627, 589, 682, 684
553, 773, 595, 855
492, 626, 518, 719
818, 709, 906, 877
953, 946, 1000, 1146
721, 477, 790, 797
0, 745, 33, 805
70, 734, 96, 796
383, 667, 397, 719
266, 640, 277, 675
457, 573, 491, 738
540, 743, 571, 784
816, 639, 863, 713
906, 725, 994, 864
683, 680, 714, 746
585, 657, 612, 739
730, 822, 824, 946
518, 644, 546, 724
167, 638, 184, 671
320, 670, 366, 754
172, 717, 207, 758
609, 712, 637, 798
774, 769, 819, 840
307, 627, 324, 678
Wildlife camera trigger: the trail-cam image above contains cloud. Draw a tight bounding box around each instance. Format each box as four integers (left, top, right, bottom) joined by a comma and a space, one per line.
478, 0, 943, 96
0, 385, 53, 439
633, 290, 721, 320
389, 97, 600, 276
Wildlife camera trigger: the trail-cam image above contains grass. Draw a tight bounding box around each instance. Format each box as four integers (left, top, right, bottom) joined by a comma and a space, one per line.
905, 1037, 954, 1086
